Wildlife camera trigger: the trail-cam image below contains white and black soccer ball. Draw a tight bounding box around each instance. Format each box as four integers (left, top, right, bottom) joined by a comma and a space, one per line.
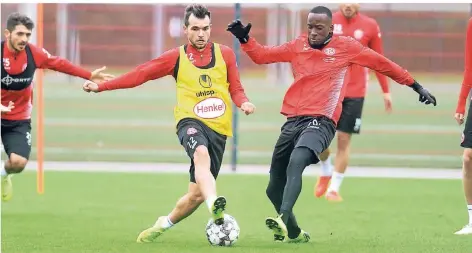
205, 214, 240, 246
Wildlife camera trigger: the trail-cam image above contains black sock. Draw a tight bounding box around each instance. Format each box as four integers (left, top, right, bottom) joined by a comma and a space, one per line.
279, 147, 315, 227
266, 173, 301, 237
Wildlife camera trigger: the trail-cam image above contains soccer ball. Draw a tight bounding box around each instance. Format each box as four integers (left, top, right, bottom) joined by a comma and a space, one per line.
205, 214, 240, 246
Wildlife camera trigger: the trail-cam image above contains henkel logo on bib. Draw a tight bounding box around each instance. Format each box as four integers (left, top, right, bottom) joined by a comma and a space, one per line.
194, 97, 226, 119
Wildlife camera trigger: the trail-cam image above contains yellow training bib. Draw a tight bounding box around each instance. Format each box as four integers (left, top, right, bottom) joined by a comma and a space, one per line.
174, 43, 233, 137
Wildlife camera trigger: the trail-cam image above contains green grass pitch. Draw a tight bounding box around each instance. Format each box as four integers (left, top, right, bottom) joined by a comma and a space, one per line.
2, 171, 472, 253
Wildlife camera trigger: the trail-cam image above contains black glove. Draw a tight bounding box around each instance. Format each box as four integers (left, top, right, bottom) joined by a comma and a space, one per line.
226, 19, 252, 43
410, 81, 437, 106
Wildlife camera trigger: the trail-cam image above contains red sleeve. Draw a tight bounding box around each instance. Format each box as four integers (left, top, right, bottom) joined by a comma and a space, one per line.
368, 21, 390, 94
98, 48, 178, 92
220, 45, 249, 107
348, 38, 414, 86
456, 18, 472, 114
240, 37, 296, 64
29, 43, 91, 80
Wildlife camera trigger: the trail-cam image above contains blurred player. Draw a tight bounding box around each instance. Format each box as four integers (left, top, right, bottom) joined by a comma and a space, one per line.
1, 12, 113, 202
82, 4, 255, 243
454, 17, 472, 235
227, 6, 436, 242
315, 3, 392, 202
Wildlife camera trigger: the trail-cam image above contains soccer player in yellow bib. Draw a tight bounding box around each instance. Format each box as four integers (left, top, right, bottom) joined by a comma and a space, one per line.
83, 4, 256, 243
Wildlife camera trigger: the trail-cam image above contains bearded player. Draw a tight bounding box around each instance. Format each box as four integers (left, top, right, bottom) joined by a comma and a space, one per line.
82, 4, 256, 243
1, 12, 113, 202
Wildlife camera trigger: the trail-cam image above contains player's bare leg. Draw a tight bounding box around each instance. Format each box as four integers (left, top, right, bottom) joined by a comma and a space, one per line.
314, 148, 333, 197
455, 148, 472, 235
137, 183, 204, 242
1, 153, 28, 201
193, 145, 226, 225
326, 131, 351, 202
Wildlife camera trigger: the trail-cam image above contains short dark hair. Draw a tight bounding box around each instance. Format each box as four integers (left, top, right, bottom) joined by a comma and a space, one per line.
183, 4, 211, 27
309, 6, 332, 19
6, 12, 34, 32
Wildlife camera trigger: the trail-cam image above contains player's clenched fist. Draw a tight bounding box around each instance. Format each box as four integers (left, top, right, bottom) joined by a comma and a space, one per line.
240, 101, 256, 115
82, 81, 100, 93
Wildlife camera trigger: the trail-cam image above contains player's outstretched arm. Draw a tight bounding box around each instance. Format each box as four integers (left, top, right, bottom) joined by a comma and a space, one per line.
455, 17, 472, 125
83, 49, 178, 93
227, 19, 295, 64
30, 44, 114, 83
348, 39, 436, 106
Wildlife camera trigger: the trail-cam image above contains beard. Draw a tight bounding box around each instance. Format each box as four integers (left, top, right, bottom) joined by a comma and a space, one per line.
10, 38, 26, 52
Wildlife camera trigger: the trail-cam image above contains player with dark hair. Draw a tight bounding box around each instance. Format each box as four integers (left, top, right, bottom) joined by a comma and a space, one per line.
315, 3, 392, 202
1, 12, 113, 202
82, 4, 256, 243
454, 17, 472, 235
227, 5, 436, 242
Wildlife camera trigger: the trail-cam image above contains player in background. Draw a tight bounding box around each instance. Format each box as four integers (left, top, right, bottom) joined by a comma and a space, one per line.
227, 6, 436, 242
454, 17, 472, 235
1, 12, 113, 202
82, 4, 256, 243
314, 3, 392, 202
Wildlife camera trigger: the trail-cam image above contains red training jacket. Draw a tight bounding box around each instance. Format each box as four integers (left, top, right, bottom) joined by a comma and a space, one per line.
456, 17, 472, 114
1, 42, 91, 120
332, 11, 389, 98
241, 35, 414, 124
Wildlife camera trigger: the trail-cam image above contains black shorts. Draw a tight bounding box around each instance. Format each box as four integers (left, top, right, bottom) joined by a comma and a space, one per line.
1, 119, 32, 159
176, 118, 227, 183
336, 97, 365, 134
461, 104, 472, 148
269, 116, 336, 177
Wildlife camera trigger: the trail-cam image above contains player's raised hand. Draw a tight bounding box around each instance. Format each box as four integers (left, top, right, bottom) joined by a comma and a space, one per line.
90, 66, 115, 83
226, 19, 252, 43
82, 80, 100, 93
1, 101, 15, 113
409, 81, 437, 106
383, 93, 393, 113
240, 101, 256, 115
455, 113, 465, 125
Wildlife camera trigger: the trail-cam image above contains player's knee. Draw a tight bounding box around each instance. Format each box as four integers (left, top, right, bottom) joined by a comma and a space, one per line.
8, 153, 28, 173
337, 132, 352, 151
188, 184, 205, 205
189, 191, 204, 205
289, 147, 314, 167
463, 149, 472, 175
319, 148, 330, 161
193, 145, 210, 162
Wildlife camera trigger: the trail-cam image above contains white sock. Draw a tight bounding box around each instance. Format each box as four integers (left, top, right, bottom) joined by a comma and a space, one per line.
205, 195, 217, 211
160, 216, 174, 229
320, 156, 333, 176
468, 205, 472, 225
0, 161, 7, 177
328, 171, 344, 192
